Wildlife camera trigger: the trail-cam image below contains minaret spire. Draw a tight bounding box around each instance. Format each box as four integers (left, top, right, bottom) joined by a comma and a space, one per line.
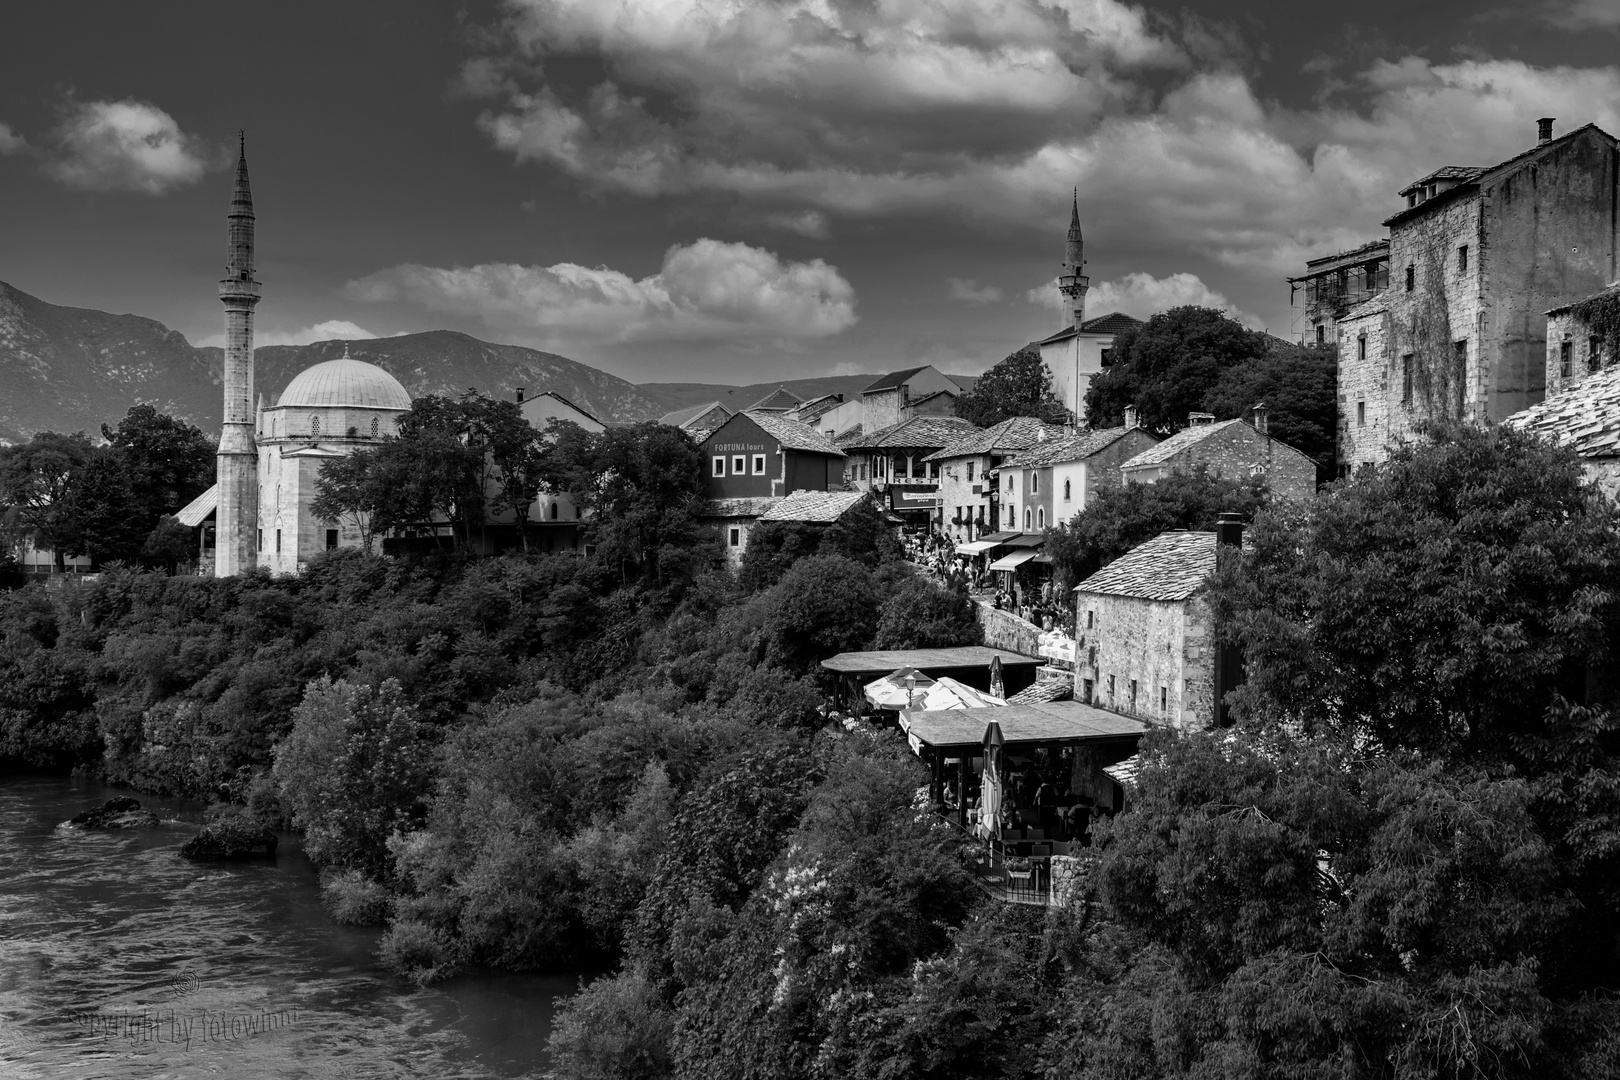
1057, 187, 1089, 331
216, 131, 261, 576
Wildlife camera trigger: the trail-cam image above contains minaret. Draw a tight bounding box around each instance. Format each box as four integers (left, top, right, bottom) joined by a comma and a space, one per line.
215, 132, 260, 576
1057, 189, 1088, 330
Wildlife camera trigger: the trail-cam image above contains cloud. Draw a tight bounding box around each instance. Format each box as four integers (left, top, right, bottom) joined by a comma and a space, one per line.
1543, 0, 1620, 29
44, 99, 217, 195
1058, 271, 1262, 326
761, 210, 830, 239
948, 277, 1003, 304
463, 0, 1620, 283
194, 320, 382, 349
348, 238, 857, 347
0, 123, 26, 155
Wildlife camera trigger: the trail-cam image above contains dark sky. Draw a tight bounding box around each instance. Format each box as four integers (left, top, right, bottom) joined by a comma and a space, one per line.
3, 0, 1619, 384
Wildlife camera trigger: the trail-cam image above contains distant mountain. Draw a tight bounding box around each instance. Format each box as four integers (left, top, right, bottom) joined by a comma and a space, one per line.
0, 280, 672, 441
643, 371, 982, 419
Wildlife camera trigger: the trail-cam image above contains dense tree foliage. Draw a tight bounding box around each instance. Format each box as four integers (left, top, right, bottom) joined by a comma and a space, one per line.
954, 347, 1072, 427
738, 493, 899, 592
1045, 466, 1267, 595
1201, 341, 1338, 476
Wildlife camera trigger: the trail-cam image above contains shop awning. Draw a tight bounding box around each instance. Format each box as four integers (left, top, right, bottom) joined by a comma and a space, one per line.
978, 531, 1019, 543
955, 539, 999, 554
988, 549, 1040, 572
1004, 533, 1046, 548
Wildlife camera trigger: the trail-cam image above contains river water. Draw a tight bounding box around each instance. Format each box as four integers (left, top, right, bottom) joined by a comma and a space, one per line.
0, 774, 576, 1079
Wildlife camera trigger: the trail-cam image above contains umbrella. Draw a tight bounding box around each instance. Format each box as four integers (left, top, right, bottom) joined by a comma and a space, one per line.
917, 677, 1006, 712
989, 654, 1005, 700
980, 717, 1006, 844
863, 667, 937, 710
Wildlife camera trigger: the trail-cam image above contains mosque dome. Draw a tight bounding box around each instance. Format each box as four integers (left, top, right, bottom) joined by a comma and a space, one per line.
276, 351, 412, 410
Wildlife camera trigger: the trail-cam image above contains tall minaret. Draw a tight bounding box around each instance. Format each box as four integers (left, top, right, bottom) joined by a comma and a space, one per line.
215, 132, 260, 576
1057, 189, 1088, 330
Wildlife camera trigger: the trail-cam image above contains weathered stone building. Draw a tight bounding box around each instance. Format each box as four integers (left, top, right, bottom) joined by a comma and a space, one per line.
998, 425, 1159, 533
1072, 531, 1217, 731
1544, 285, 1620, 398
1504, 362, 1620, 502
924, 417, 1062, 541
1335, 119, 1620, 469
1118, 411, 1316, 499
1286, 238, 1390, 346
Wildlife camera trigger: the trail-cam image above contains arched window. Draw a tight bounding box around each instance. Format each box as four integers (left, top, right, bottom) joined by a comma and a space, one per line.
1064, 479, 1071, 501
370, 416, 379, 437
549, 501, 559, 520
1031, 472, 1038, 493
1037, 508, 1045, 528
1024, 507, 1031, 530
310, 415, 321, 437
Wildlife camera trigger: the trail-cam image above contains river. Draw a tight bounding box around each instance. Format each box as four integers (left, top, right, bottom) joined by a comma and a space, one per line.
0, 774, 578, 1079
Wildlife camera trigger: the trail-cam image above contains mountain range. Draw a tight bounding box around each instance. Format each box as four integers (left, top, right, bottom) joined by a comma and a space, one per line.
0, 280, 977, 443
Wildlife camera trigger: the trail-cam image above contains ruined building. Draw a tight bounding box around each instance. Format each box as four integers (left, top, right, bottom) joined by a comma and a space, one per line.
1327, 119, 1620, 470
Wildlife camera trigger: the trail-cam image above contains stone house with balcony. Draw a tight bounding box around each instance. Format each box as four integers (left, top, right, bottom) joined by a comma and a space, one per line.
1335, 119, 1620, 470
838, 415, 978, 525
924, 417, 1063, 540
1119, 410, 1316, 500
997, 425, 1159, 533
1287, 238, 1390, 347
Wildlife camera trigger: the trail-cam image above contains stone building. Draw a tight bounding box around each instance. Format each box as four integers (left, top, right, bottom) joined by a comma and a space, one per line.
1072, 530, 1217, 730
838, 414, 976, 495
997, 426, 1159, 533
1504, 362, 1620, 501
1286, 239, 1390, 347
924, 417, 1063, 541
659, 400, 732, 442
1118, 410, 1316, 499
698, 410, 846, 558
1335, 119, 1620, 470
1544, 285, 1620, 398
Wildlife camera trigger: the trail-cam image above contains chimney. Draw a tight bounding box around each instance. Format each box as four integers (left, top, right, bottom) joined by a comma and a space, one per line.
1212, 512, 1246, 728
1538, 117, 1555, 144
1251, 402, 1269, 435
516, 387, 526, 403
1124, 404, 1139, 431
1188, 411, 1216, 427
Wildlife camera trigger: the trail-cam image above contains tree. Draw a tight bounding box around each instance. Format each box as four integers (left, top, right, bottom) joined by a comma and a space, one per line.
0, 432, 95, 570
955, 347, 1072, 427
1201, 341, 1338, 477
1084, 306, 1269, 432
53, 447, 143, 564
872, 577, 983, 650
1045, 466, 1267, 595
101, 404, 215, 530
763, 554, 882, 674
141, 515, 197, 573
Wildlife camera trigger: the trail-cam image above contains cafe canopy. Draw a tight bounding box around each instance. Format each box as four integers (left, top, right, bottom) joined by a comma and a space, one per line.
987, 549, 1041, 572
900, 700, 1147, 752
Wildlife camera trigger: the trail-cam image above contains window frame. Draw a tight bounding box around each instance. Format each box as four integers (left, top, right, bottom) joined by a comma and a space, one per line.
728, 527, 740, 548
731, 455, 746, 475
1401, 354, 1414, 405
1590, 337, 1602, 373
712, 455, 725, 477
1405, 265, 1415, 292
1357, 401, 1366, 427
1561, 339, 1573, 378
751, 453, 766, 474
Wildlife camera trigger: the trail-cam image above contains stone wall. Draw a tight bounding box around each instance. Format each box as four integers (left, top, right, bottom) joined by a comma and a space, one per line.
976, 601, 1041, 657
1546, 305, 1616, 398
1049, 849, 1103, 907
1075, 591, 1211, 729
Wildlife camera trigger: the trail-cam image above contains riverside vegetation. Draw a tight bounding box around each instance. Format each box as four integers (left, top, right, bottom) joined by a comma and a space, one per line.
1, 415, 1619, 1077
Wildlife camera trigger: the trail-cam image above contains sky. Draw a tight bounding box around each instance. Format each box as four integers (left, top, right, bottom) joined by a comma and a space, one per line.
5, 0, 1620, 386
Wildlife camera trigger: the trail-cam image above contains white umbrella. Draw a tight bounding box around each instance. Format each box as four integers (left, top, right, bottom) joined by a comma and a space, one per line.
980, 717, 1006, 844
862, 667, 936, 710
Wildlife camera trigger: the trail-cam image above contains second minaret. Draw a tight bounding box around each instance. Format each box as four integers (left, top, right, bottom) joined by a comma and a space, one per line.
215, 132, 260, 576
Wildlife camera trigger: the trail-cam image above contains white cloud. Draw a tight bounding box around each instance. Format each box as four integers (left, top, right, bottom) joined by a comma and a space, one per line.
194, 320, 382, 349
1544, 0, 1620, 29
948, 277, 1003, 304
1057, 271, 1262, 326
0, 123, 26, 155
347, 238, 857, 347
761, 209, 830, 239
44, 99, 217, 195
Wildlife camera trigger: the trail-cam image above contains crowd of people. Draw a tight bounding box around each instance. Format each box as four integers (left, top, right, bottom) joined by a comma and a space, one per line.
904, 530, 1069, 629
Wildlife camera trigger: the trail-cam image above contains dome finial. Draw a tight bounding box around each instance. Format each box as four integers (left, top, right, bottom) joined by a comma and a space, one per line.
341, 343, 351, 359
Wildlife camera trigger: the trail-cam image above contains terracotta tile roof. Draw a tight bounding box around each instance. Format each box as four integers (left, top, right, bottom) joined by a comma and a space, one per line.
1504, 363, 1620, 458
744, 410, 845, 456
1120, 419, 1248, 468
862, 366, 929, 393
843, 415, 978, 451
789, 395, 843, 424
1003, 427, 1144, 468
1037, 311, 1144, 345
1074, 531, 1216, 602
923, 417, 1064, 462
758, 489, 868, 522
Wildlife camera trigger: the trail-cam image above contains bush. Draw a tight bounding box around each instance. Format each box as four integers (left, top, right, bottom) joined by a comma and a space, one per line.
376, 917, 459, 986
320, 870, 392, 926
546, 968, 674, 1080
872, 577, 982, 650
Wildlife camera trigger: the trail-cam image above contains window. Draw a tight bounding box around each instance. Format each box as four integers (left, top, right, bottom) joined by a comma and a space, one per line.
929, 462, 939, 479
1086, 610, 1094, 630
275, 529, 282, 553
1160, 686, 1168, 713
257, 529, 263, 552
1357, 401, 1366, 427
1401, 354, 1414, 405
1458, 244, 1469, 273
1315, 324, 1326, 345
325, 529, 338, 551
576, 504, 582, 519
1082, 679, 1093, 703
728, 528, 740, 548
752, 454, 766, 474
1037, 507, 1045, 529
1063, 479, 1072, 502
1007, 474, 1013, 492
370, 416, 379, 437
1405, 265, 1415, 292
966, 462, 975, 482
1129, 679, 1138, 709
1590, 337, 1602, 373
712, 456, 725, 477
1024, 508, 1032, 530
1561, 340, 1573, 378
1357, 335, 1366, 362
731, 455, 745, 474
1107, 675, 1115, 701
310, 414, 321, 437
1454, 340, 1469, 414
1031, 472, 1038, 494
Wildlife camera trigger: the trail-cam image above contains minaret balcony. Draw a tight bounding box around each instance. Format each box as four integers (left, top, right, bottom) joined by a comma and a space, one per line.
1058, 272, 1088, 296
218, 278, 262, 301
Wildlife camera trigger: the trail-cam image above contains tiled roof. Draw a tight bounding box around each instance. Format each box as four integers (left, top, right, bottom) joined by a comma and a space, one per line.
750, 387, 803, 410
843, 415, 978, 451
1003, 427, 1144, 468
1504, 363, 1620, 458
1398, 165, 1485, 196
176, 483, 218, 527
660, 400, 730, 428
1546, 283, 1620, 317
1120, 419, 1247, 468
744, 409, 845, 456
789, 395, 843, 424
700, 496, 780, 518
1007, 679, 1072, 705
1081, 311, 1144, 334
534, 391, 604, 427
1075, 531, 1216, 602
862, 366, 929, 393
834, 423, 865, 449
923, 417, 1064, 462
1385, 125, 1618, 227
759, 490, 868, 522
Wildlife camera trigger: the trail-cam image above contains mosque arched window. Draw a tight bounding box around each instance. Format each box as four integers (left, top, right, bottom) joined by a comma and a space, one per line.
310, 415, 321, 437
370, 416, 379, 437
549, 502, 559, 520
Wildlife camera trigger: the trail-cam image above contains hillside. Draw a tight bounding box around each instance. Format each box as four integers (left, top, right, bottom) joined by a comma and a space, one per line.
643, 371, 981, 418
0, 280, 673, 440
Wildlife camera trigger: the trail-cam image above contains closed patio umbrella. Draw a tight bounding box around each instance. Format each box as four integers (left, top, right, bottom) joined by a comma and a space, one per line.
980, 717, 1005, 845
989, 654, 1005, 700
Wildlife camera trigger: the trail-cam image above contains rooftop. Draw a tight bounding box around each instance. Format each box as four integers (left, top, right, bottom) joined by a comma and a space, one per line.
842, 414, 979, 451
924, 416, 1064, 462
742, 409, 845, 456
660, 400, 731, 429
1119, 418, 1249, 468
820, 646, 1043, 677
1002, 426, 1144, 469
758, 489, 868, 522
1037, 311, 1144, 345
699, 496, 781, 518
1504, 363, 1620, 458
900, 700, 1148, 750
862, 366, 932, 393
1384, 124, 1618, 226
1074, 530, 1216, 602
1290, 238, 1391, 281
276, 355, 412, 411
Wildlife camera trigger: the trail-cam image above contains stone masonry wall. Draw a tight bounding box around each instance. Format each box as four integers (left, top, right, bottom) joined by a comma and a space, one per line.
1076, 592, 1210, 730
1546, 306, 1616, 398
976, 600, 1042, 656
